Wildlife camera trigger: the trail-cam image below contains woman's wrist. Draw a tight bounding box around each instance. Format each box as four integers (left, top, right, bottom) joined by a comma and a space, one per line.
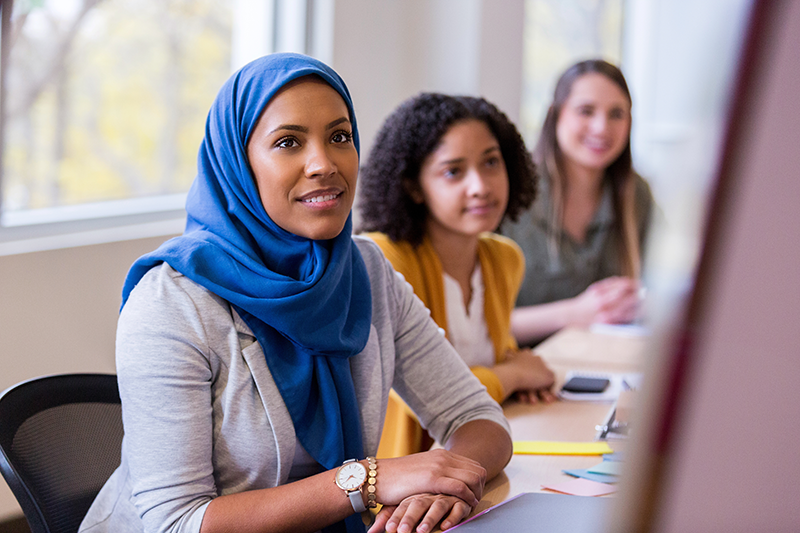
490, 358, 522, 398
362, 456, 378, 509
564, 295, 584, 326
511, 299, 580, 345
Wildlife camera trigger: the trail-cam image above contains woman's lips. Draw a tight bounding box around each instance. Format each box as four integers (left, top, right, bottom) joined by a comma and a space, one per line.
300, 192, 341, 203
582, 137, 613, 154
296, 189, 344, 209
464, 202, 499, 215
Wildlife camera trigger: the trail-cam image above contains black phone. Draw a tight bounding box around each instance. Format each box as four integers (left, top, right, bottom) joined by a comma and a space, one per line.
561, 376, 610, 393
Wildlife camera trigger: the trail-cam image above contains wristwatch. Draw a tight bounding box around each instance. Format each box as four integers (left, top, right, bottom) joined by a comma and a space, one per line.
334, 459, 368, 513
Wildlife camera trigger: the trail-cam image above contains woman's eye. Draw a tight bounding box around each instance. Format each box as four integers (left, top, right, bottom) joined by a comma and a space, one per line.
578, 106, 594, 117
609, 108, 626, 120
485, 156, 501, 168
276, 137, 299, 149
443, 167, 461, 178
331, 130, 353, 144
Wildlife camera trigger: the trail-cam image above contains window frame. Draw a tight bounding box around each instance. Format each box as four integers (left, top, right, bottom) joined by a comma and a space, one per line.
0, 0, 331, 255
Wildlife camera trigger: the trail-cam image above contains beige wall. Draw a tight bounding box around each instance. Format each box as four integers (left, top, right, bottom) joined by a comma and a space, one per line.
0, 235, 176, 520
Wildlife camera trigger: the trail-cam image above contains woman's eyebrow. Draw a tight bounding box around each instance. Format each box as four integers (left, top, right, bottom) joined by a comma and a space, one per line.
268, 117, 349, 135
269, 124, 307, 135
438, 145, 500, 166
325, 117, 350, 129
438, 157, 465, 166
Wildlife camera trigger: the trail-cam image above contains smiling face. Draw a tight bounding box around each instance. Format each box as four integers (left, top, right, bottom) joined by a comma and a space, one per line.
555, 72, 632, 175
413, 119, 509, 243
246, 77, 358, 240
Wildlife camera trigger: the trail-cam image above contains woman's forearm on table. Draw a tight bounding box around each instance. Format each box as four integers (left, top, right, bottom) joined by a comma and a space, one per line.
199, 445, 494, 533
199, 469, 353, 533
510, 299, 576, 346
444, 419, 512, 481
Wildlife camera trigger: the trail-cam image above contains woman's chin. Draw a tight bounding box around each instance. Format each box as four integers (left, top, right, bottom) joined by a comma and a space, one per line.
303, 221, 349, 241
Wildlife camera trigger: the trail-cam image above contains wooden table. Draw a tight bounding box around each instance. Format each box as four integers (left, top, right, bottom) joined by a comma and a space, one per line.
470, 326, 648, 515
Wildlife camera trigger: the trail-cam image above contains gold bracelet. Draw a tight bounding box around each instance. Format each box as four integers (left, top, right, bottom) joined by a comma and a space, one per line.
365, 456, 378, 509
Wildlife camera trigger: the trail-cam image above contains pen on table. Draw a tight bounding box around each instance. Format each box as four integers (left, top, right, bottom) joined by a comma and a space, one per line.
595, 407, 615, 440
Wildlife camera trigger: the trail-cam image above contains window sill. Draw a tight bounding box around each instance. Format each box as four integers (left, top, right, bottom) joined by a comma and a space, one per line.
0, 194, 187, 256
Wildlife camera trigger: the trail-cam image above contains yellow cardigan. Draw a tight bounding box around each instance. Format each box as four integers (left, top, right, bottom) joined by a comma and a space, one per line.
366, 232, 525, 457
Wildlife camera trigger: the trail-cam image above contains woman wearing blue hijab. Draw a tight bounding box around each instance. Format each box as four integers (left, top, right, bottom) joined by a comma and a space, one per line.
79, 54, 511, 533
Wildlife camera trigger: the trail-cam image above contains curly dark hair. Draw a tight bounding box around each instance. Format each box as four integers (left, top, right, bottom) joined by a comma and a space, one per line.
357, 93, 536, 246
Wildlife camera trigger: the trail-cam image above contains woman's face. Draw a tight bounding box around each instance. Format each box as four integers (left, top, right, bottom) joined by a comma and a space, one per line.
414, 119, 509, 241
555, 72, 631, 175
247, 77, 358, 240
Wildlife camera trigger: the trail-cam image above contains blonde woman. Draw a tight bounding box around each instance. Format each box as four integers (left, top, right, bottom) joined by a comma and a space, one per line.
504, 59, 655, 346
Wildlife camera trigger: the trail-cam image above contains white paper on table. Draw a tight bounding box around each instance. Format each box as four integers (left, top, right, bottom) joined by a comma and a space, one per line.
589, 323, 650, 337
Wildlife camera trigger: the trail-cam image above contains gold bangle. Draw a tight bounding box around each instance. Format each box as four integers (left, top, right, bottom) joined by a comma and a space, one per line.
365, 456, 378, 509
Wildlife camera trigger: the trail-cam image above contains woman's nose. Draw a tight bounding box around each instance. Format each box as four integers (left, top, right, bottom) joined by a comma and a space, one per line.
304, 142, 337, 178
466, 169, 491, 197
590, 113, 609, 133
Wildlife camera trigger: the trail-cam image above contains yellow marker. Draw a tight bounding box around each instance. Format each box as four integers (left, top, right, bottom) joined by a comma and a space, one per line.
513, 441, 613, 455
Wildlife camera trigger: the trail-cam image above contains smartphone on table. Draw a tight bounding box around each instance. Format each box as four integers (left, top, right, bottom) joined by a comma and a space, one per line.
560, 376, 610, 394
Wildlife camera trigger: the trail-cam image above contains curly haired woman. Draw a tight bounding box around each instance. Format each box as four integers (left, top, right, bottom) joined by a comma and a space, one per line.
358, 93, 555, 458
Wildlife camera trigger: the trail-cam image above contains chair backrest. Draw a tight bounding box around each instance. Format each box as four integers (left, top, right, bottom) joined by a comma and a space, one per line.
0, 374, 123, 533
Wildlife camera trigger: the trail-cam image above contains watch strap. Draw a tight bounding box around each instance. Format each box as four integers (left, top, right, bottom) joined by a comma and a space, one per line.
347, 486, 367, 513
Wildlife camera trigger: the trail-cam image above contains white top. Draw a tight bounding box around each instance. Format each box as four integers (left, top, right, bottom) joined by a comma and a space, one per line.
443, 265, 495, 368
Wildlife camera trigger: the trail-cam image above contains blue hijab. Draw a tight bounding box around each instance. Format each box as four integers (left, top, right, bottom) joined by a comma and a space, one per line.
121, 55, 371, 528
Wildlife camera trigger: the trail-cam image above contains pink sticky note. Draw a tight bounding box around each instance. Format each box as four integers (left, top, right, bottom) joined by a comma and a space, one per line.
542, 477, 618, 497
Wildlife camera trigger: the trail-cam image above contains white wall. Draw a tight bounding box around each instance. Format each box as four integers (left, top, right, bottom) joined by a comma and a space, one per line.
331, 0, 525, 158
0, 0, 526, 522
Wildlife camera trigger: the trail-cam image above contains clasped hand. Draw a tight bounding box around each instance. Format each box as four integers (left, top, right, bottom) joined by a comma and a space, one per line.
496, 349, 556, 404
367, 449, 486, 533
573, 276, 641, 326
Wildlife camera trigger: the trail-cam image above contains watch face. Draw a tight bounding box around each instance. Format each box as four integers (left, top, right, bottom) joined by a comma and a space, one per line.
336, 461, 367, 491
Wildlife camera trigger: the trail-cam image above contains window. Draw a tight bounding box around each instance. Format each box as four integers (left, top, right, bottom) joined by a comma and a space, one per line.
1, 0, 232, 212
521, 0, 624, 143
0, 0, 332, 253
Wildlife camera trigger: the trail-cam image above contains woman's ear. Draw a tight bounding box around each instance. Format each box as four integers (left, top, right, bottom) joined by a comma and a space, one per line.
403, 179, 425, 204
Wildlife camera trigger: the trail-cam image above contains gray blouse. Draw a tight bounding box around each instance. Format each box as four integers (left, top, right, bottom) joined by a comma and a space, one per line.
502, 174, 654, 308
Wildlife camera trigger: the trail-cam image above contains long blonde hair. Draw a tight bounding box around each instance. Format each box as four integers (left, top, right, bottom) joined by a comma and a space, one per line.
535, 59, 641, 278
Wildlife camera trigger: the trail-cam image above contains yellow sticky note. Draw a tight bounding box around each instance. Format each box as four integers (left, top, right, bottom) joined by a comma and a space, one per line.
513, 441, 613, 455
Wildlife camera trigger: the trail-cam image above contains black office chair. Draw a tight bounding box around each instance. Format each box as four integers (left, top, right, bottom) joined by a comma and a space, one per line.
0, 374, 123, 533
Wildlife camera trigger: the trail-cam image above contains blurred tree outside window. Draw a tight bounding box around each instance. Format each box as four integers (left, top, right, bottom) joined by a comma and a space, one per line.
0, 0, 233, 214
522, 0, 624, 145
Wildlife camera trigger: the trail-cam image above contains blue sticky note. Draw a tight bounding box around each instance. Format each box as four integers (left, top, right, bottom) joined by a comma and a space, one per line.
603, 452, 625, 462
563, 468, 619, 484
587, 461, 623, 476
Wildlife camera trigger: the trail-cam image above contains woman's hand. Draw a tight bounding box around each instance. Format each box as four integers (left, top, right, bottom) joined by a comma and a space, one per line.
571, 276, 641, 326
493, 349, 556, 403
375, 449, 486, 509
513, 386, 557, 405
368, 494, 472, 533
